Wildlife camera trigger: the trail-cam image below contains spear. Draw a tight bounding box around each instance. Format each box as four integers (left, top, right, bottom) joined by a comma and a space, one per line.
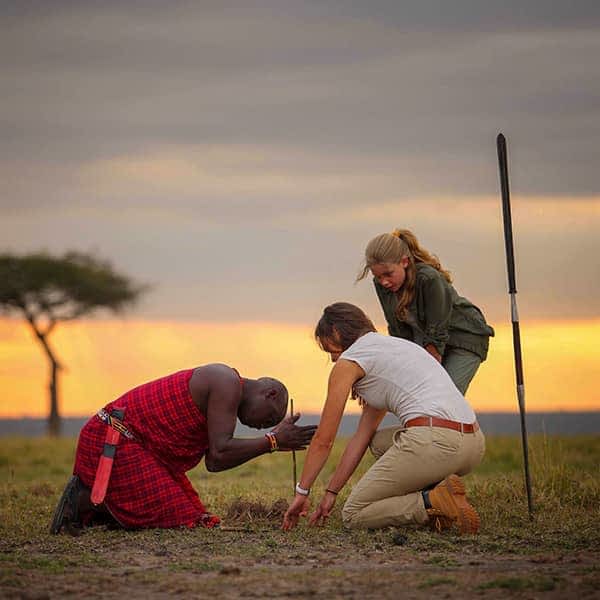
496, 133, 534, 518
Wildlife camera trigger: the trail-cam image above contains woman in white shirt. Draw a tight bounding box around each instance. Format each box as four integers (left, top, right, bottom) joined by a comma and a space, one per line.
282, 302, 485, 534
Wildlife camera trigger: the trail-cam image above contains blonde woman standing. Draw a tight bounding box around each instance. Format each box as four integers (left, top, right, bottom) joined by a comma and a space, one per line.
359, 229, 494, 395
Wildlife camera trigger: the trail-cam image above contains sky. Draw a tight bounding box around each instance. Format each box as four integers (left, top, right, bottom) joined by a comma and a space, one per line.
1, 1, 599, 417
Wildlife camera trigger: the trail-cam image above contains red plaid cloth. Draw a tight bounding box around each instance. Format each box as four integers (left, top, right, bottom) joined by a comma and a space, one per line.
74, 369, 220, 529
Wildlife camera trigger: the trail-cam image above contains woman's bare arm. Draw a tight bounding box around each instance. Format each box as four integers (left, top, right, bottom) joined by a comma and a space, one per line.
297, 359, 364, 489
326, 404, 387, 492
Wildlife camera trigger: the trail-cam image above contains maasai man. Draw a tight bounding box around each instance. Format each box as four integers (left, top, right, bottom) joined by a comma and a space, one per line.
51, 364, 316, 534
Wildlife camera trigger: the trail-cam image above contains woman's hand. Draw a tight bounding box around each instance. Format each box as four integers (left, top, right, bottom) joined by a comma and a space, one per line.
308, 492, 337, 527
282, 494, 311, 531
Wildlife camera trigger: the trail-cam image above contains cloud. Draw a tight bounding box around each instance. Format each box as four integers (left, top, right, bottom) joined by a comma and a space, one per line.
1, 4, 600, 194
1, 3, 599, 325
2, 175, 598, 323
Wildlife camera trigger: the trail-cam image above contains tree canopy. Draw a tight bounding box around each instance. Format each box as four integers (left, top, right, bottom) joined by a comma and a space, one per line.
0, 251, 147, 435
0, 251, 145, 324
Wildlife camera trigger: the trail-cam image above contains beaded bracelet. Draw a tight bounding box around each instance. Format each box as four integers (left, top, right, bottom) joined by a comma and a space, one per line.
265, 432, 278, 452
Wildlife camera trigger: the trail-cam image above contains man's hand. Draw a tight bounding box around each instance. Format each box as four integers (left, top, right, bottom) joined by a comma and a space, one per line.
272, 413, 317, 451
308, 492, 337, 527
282, 494, 310, 531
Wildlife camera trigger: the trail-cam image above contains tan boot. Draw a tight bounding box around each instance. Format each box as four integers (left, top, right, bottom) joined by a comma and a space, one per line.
427, 475, 480, 534
425, 509, 455, 533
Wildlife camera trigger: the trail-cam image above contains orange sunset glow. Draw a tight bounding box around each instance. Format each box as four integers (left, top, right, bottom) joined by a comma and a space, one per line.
1, 317, 598, 419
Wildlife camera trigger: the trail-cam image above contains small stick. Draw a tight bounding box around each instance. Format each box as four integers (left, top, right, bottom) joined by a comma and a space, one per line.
291, 397, 297, 492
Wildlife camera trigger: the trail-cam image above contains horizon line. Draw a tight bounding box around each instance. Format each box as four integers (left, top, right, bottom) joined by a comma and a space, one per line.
2, 409, 599, 420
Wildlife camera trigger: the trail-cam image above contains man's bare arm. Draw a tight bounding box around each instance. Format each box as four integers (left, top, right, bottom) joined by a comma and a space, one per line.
199, 366, 315, 472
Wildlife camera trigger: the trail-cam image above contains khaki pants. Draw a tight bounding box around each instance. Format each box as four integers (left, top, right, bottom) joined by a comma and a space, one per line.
342, 425, 485, 529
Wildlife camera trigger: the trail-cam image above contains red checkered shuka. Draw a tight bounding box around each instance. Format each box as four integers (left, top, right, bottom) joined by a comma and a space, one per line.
74, 369, 220, 529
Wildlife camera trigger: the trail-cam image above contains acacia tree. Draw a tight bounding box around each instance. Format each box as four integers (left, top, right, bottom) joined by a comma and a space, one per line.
0, 251, 146, 436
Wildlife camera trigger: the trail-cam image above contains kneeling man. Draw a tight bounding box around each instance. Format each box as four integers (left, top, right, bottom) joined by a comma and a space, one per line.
51, 364, 316, 534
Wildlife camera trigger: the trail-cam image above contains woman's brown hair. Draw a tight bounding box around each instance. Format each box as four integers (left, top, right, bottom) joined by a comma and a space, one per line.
357, 229, 452, 320
314, 302, 376, 352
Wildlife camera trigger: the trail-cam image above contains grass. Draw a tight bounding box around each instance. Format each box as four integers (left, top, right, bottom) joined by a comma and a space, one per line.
0, 434, 598, 598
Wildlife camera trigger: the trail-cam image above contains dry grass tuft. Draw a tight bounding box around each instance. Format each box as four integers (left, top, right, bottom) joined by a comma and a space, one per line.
225, 497, 288, 523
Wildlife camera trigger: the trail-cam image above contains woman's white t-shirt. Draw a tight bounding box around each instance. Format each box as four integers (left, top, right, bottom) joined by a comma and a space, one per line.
339, 332, 476, 425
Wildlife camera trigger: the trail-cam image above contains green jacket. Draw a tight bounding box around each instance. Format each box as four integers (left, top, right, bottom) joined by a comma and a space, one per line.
374, 263, 495, 361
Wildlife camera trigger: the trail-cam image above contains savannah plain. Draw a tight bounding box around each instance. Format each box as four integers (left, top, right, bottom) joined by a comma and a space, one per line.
1, 433, 599, 599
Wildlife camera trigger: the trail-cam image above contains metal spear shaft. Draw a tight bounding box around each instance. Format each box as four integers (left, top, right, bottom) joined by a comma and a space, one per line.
291, 397, 297, 493
496, 133, 534, 518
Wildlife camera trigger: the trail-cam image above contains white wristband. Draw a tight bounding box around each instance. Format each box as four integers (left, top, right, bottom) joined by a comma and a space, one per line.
295, 483, 310, 496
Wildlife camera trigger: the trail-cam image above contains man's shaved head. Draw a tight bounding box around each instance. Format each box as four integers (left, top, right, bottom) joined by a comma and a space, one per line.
238, 377, 289, 429
258, 377, 288, 423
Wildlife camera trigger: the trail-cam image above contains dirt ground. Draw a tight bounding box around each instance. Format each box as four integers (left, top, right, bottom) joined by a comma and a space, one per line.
2, 436, 599, 598
2, 524, 598, 599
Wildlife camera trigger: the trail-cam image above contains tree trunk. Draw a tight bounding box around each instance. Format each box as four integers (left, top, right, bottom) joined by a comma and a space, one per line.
48, 355, 61, 437
25, 318, 63, 436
